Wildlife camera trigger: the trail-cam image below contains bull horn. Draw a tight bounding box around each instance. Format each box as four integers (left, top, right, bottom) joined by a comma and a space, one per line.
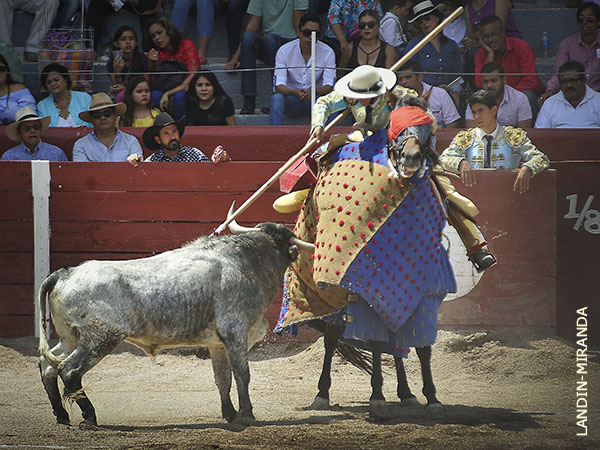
290, 237, 315, 251
227, 201, 260, 234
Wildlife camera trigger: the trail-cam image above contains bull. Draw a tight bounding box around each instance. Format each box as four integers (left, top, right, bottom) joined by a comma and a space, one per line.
38, 203, 313, 427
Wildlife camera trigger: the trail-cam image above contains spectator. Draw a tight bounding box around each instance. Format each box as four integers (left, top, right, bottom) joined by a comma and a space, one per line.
379, 0, 411, 56
440, 89, 549, 194
474, 15, 545, 115
535, 60, 600, 129
396, 60, 461, 128
439, 0, 467, 48
108, 26, 149, 104
186, 70, 236, 126
171, 0, 249, 64
324, 0, 383, 62
1, 107, 68, 161
466, 62, 532, 128
0, 54, 36, 125
119, 76, 160, 127
73, 93, 143, 161
226, 0, 308, 115
339, 9, 396, 77
0, 0, 59, 62
145, 16, 201, 120
269, 13, 335, 126
128, 112, 230, 165
37, 63, 92, 127
56, 0, 90, 28
404, 1, 464, 107
540, 2, 600, 105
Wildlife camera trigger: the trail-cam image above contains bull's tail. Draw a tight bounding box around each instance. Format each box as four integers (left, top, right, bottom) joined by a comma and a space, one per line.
335, 342, 373, 376
38, 271, 64, 369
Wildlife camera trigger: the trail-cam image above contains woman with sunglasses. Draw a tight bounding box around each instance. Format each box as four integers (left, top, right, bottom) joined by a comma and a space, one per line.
338, 10, 396, 79
404, 1, 463, 108
540, 1, 600, 106
37, 63, 92, 127
0, 54, 36, 125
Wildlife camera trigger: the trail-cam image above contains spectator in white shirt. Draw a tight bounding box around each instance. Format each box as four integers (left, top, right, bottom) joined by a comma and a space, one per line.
466, 62, 532, 128
535, 60, 600, 129
379, 0, 411, 56
396, 60, 460, 128
269, 13, 336, 126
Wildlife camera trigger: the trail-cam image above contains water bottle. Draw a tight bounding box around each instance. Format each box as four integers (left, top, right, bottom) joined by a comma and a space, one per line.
541, 31, 550, 58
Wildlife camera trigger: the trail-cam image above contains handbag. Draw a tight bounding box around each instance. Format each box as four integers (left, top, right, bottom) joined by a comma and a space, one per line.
152, 60, 187, 92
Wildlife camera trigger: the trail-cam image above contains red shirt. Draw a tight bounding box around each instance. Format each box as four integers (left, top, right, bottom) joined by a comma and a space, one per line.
157, 39, 201, 80
475, 37, 545, 95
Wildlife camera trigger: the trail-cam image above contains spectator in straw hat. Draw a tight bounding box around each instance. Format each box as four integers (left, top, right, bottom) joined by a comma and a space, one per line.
72, 93, 143, 161
1, 107, 67, 161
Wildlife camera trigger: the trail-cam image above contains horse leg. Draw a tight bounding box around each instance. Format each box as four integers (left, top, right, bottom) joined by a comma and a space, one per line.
369, 341, 387, 418
415, 346, 442, 415
307, 322, 339, 410
394, 355, 419, 406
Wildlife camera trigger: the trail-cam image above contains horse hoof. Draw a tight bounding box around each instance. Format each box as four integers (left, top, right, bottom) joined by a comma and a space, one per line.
400, 396, 420, 407
305, 396, 330, 410
425, 402, 443, 418
369, 399, 389, 419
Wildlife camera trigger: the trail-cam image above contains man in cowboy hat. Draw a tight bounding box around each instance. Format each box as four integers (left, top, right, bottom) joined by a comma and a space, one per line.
127, 112, 229, 165
309, 65, 419, 143
72, 93, 143, 162
1, 107, 67, 161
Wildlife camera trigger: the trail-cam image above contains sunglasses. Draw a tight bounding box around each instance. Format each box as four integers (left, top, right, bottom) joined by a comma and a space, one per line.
577, 16, 596, 23
0, 65, 8, 72
559, 77, 585, 85
91, 109, 115, 119
300, 29, 320, 37
358, 21, 378, 30
20, 122, 42, 132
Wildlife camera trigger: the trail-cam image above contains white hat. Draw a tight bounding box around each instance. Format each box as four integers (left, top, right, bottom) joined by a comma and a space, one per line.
5, 107, 51, 142
408, 1, 443, 23
334, 65, 397, 100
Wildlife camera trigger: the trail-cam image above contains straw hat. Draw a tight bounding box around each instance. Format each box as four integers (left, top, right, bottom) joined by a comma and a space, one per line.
5, 107, 51, 142
408, 0, 443, 23
142, 112, 186, 150
79, 92, 127, 123
334, 65, 397, 100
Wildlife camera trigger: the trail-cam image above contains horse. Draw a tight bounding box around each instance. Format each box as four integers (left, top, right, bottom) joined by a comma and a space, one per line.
276, 94, 456, 418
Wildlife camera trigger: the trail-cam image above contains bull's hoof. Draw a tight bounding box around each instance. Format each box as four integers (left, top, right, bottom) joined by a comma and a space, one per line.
304, 396, 330, 410
233, 414, 255, 425
223, 411, 238, 423
400, 396, 420, 407
369, 399, 390, 420
425, 401, 443, 418
78, 418, 97, 428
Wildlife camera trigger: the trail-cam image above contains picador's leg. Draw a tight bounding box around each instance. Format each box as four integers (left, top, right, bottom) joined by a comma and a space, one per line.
415, 346, 442, 414
38, 340, 73, 425
394, 355, 418, 406
308, 322, 340, 409
208, 345, 237, 422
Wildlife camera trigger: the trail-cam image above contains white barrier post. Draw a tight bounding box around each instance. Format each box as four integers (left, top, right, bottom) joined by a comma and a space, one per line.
32, 161, 50, 339
311, 30, 316, 124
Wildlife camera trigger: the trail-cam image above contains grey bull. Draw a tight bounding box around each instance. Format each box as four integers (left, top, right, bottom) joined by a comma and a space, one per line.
38, 206, 313, 427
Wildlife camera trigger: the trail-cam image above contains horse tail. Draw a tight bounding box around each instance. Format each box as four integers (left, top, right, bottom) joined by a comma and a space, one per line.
335, 342, 373, 376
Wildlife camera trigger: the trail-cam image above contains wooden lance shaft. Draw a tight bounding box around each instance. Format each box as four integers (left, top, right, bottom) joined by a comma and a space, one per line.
214, 7, 464, 234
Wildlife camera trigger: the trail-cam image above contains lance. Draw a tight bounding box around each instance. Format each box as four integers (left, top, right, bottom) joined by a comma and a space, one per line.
213, 6, 464, 235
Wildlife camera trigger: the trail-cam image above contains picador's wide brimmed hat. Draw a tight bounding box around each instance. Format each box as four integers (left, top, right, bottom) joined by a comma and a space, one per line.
408, 0, 443, 23
142, 112, 186, 150
5, 107, 51, 142
79, 92, 127, 122
334, 65, 397, 100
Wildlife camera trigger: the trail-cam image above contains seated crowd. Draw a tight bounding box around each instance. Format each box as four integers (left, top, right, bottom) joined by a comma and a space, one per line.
1, 0, 600, 162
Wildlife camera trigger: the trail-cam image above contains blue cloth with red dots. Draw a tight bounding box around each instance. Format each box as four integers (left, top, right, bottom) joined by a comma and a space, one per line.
278, 129, 457, 356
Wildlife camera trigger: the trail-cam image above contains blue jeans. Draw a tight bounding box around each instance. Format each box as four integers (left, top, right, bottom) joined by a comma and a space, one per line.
269, 93, 312, 126
152, 90, 186, 121
57, 0, 90, 28
241, 32, 291, 97
170, 0, 246, 56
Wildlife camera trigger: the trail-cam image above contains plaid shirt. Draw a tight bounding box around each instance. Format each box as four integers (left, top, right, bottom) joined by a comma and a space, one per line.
145, 146, 209, 162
